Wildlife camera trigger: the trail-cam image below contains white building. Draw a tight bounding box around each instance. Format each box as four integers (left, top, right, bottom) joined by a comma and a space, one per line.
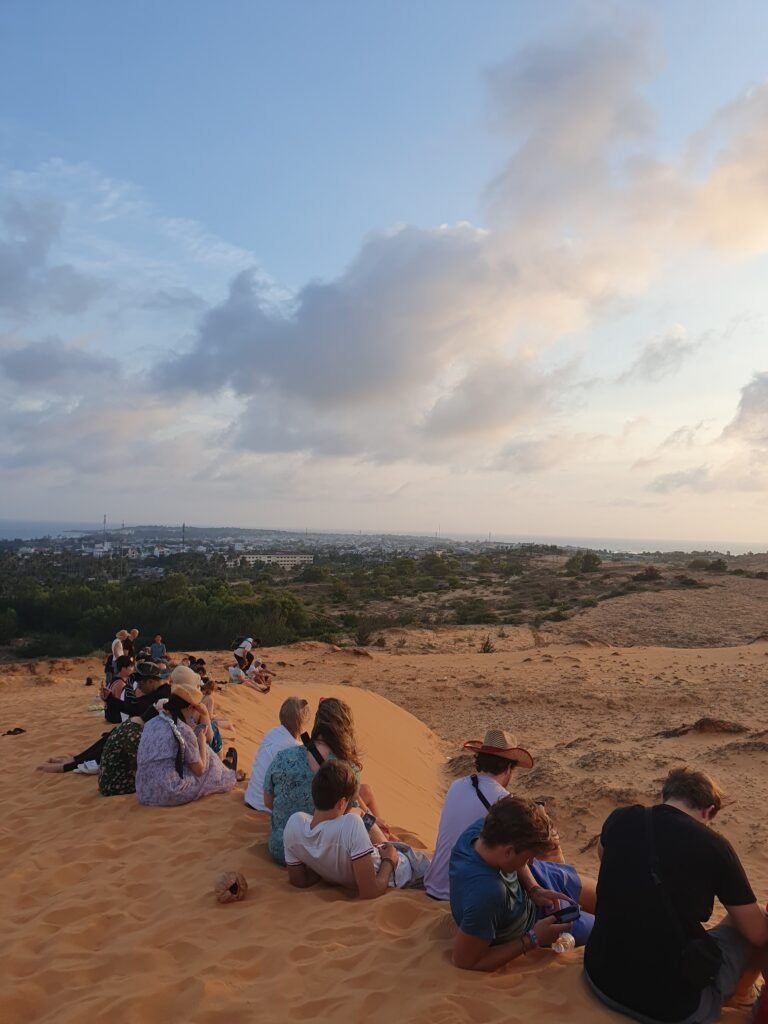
227, 552, 314, 570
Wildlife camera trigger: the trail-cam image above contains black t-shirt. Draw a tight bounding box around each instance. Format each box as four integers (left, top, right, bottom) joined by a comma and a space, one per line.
584, 804, 754, 1022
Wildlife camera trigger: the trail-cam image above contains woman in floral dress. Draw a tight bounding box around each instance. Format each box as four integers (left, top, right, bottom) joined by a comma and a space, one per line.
135, 693, 237, 807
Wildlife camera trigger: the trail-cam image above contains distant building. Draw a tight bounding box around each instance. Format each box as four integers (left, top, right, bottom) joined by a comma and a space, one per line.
226, 552, 314, 570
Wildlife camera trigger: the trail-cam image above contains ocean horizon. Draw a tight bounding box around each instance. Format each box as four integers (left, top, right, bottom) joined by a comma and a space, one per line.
0, 518, 764, 555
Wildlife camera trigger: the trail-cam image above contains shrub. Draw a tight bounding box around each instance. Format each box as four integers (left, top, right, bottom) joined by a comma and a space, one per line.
479, 635, 496, 653
565, 551, 602, 575
633, 566, 662, 581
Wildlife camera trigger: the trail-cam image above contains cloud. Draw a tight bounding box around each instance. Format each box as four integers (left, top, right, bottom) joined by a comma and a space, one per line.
0, 336, 119, 388
494, 432, 600, 473
647, 465, 714, 494
0, 198, 108, 315
724, 372, 768, 447
619, 326, 702, 383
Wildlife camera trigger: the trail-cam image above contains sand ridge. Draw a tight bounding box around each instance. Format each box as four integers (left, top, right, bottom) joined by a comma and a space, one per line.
2, 636, 766, 1022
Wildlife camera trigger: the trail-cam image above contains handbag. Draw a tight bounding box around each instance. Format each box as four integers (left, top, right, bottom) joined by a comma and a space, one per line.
644, 808, 722, 989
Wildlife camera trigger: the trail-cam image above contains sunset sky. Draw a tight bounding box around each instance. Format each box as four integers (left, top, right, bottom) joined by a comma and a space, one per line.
2, 1, 768, 546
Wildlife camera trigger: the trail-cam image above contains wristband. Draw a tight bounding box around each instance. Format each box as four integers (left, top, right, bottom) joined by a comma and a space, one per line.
526, 928, 539, 950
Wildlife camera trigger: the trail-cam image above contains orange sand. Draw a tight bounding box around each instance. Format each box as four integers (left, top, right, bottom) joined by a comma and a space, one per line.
2, 636, 765, 1023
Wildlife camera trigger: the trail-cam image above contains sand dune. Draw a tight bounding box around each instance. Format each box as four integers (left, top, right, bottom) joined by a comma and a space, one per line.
2, 636, 765, 1022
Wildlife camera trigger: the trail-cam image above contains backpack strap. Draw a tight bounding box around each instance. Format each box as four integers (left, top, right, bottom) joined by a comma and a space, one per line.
301, 732, 326, 767
470, 774, 492, 811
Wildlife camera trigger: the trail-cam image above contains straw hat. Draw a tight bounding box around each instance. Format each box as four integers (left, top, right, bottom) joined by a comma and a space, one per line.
462, 728, 534, 769
170, 664, 203, 705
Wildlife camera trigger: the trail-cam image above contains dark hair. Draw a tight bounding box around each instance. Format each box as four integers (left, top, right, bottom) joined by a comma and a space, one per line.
311, 698, 361, 769
200, 679, 215, 695
165, 693, 193, 721
662, 767, 723, 816
115, 655, 133, 671
475, 752, 517, 775
311, 760, 358, 811
480, 796, 555, 853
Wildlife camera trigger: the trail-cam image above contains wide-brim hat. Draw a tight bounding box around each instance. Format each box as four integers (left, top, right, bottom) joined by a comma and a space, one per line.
170, 665, 203, 705
135, 661, 162, 679
463, 729, 534, 769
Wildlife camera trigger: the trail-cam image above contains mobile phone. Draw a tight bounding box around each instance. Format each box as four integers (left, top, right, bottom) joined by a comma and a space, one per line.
552, 904, 580, 924
362, 812, 377, 831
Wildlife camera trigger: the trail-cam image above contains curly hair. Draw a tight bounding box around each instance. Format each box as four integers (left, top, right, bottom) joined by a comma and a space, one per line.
310, 698, 362, 770
480, 796, 556, 854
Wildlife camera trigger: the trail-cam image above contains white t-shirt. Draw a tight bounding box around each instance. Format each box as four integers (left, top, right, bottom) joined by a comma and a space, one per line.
228, 666, 246, 685
283, 813, 414, 889
245, 725, 300, 812
424, 775, 509, 900
234, 639, 254, 658
111, 638, 124, 663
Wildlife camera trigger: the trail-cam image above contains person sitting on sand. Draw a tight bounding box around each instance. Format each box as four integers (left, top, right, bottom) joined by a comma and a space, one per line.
38, 664, 169, 776
102, 655, 134, 724
245, 697, 310, 812
135, 679, 242, 807
584, 767, 768, 1024
284, 760, 429, 897
150, 634, 167, 663
449, 796, 593, 970
264, 697, 390, 864
228, 662, 271, 692
425, 727, 537, 901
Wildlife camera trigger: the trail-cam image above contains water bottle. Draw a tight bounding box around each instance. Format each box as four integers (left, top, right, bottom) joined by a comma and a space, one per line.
552, 933, 576, 953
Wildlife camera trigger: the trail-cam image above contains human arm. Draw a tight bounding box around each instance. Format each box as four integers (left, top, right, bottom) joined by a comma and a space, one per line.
724, 903, 768, 947
287, 863, 321, 889
263, 791, 274, 810
452, 916, 570, 971
352, 846, 398, 900
518, 863, 565, 911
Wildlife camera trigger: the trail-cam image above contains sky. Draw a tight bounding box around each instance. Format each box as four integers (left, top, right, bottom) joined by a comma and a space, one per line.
2, 0, 768, 547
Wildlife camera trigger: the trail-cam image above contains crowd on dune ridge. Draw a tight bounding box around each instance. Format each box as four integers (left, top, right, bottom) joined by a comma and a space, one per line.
33, 625, 768, 1024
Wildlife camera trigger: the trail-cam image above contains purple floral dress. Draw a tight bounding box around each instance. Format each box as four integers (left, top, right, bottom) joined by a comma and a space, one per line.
135, 716, 236, 806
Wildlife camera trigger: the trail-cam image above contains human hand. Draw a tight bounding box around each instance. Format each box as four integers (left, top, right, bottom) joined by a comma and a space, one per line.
379, 844, 399, 866
533, 915, 571, 949
528, 886, 565, 911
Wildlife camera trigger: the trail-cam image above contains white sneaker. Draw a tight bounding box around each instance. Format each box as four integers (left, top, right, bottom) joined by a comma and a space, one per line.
73, 760, 100, 775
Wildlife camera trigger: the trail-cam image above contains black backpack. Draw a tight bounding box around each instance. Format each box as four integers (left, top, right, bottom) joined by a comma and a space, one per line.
231, 636, 246, 651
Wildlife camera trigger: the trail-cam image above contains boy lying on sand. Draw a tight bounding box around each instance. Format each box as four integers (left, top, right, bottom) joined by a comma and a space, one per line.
284, 760, 429, 899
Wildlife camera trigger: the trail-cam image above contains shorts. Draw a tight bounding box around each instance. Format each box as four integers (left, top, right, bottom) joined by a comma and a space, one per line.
529, 859, 595, 946
584, 923, 753, 1024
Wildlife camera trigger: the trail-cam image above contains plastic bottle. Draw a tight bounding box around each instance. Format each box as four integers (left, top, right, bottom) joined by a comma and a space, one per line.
552, 933, 576, 953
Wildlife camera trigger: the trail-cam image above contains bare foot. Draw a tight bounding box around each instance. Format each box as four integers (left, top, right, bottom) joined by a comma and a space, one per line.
37, 763, 67, 773
47, 755, 72, 763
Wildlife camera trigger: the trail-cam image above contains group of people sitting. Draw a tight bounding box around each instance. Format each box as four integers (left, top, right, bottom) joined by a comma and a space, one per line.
38, 626, 252, 802
228, 636, 275, 692
245, 704, 768, 1024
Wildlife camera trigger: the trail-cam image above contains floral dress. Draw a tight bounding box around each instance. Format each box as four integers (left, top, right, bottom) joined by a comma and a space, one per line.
135, 716, 236, 807
265, 746, 359, 864
98, 722, 143, 796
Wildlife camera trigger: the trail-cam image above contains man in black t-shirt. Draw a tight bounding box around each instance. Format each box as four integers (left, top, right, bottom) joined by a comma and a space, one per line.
585, 767, 768, 1024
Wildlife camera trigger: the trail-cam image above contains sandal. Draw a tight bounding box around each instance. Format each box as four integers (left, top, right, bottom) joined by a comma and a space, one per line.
3, 727, 26, 736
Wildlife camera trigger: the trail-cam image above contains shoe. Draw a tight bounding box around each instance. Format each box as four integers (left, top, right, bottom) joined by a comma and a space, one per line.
73, 760, 100, 775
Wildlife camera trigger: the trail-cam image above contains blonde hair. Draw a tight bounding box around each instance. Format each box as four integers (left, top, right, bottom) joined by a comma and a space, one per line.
279, 697, 310, 737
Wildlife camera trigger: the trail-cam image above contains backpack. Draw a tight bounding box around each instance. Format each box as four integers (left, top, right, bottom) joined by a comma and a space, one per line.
230, 636, 246, 651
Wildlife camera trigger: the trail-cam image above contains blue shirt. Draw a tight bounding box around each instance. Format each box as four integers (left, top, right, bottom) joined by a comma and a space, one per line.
150, 642, 167, 661
449, 819, 535, 944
